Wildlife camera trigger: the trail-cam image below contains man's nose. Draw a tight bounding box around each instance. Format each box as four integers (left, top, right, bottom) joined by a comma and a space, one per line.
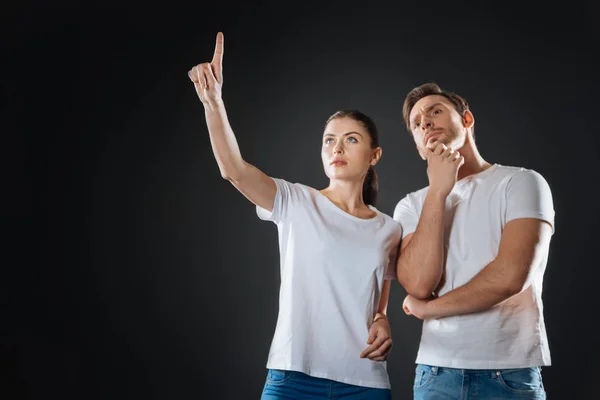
421, 119, 433, 130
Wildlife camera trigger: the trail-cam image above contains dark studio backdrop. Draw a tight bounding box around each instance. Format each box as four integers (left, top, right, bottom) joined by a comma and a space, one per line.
5, 0, 600, 399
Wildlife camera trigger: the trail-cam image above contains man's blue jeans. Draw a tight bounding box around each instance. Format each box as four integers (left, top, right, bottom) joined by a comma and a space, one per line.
413, 364, 546, 399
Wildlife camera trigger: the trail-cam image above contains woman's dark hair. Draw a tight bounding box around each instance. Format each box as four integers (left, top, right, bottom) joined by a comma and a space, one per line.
325, 110, 380, 206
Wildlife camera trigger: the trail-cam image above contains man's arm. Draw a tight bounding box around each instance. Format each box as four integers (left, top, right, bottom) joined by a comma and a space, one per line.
404, 218, 552, 319
395, 143, 464, 299
395, 192, 446, 299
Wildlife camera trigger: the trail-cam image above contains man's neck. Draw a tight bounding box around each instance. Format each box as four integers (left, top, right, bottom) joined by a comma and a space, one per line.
456, 141, 492, 181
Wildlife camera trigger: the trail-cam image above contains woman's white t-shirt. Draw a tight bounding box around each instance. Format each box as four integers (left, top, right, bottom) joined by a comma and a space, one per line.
256, 178, 402, 389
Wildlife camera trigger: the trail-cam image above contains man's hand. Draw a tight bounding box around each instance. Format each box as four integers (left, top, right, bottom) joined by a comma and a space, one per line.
426, 142, 464, 198
360, 316, 393, 361
188, 32, 224, 106
403, 294, 434, 320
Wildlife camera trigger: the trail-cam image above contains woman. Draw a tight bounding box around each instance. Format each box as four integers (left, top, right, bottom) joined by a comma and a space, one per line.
188, 32, 401, 400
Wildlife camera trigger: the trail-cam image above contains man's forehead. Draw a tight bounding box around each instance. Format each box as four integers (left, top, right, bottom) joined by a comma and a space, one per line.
410, 95, 450, 118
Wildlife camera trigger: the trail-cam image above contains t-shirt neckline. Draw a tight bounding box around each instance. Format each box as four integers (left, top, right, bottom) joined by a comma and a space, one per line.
314, 189, 381, 222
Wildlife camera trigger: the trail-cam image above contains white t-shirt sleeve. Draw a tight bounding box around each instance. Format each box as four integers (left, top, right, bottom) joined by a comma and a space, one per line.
256, 178, 298, 224
393, 195, 418, 239
505, 169, 555, 233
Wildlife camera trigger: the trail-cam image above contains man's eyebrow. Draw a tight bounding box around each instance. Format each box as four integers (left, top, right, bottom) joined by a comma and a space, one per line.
411, 102, 445, 124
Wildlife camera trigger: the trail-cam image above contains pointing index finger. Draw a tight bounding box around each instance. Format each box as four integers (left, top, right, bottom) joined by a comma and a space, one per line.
211, 32, 224, 69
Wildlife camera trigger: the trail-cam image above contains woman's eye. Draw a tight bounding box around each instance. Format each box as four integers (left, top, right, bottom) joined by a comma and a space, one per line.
433, 109, 441, 115
347, 137, 358, 143
324, 138, 333, 144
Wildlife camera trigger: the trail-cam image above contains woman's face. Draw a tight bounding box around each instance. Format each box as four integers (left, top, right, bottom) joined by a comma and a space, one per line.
321, 117, 380, 181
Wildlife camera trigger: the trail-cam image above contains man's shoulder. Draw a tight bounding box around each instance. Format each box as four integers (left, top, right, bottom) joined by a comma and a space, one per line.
492, 164, 545, 176
491, 164, 548, 184
398, 185, 430, 204
494, 164, 525, 173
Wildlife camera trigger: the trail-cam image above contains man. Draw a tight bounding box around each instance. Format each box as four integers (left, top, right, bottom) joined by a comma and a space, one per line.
394, 82, 554, 399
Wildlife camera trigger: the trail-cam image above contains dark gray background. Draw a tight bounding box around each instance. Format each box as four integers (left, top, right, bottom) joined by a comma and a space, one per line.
6, 1, 599, 399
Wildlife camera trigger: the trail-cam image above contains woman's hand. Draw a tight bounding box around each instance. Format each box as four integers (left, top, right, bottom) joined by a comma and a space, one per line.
188, 32, 224, 107
360, 315, 393, 361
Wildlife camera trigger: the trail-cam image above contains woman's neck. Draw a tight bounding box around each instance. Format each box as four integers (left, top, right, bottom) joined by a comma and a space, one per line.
320, 179, 374, 217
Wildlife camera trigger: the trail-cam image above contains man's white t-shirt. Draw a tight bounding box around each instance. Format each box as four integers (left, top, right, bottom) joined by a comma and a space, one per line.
393, 164, 555, 369
256, 178, 402, 389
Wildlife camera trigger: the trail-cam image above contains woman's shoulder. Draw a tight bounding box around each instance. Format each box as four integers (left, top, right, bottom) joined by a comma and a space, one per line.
373, 208, 403, 234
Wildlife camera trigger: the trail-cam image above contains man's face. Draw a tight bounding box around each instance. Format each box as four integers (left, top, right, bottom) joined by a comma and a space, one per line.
408, 95, 470, 160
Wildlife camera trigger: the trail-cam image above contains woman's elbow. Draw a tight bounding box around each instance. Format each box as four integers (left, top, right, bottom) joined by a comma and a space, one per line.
219, 162, 246, 182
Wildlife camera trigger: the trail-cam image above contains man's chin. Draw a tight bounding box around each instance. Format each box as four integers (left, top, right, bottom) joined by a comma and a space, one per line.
426, 137, 448, 148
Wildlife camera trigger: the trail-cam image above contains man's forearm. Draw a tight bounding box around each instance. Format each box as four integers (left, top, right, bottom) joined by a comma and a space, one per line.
397, 191, 447, 299
421, 218, 551, 319
424, 259, 518, 319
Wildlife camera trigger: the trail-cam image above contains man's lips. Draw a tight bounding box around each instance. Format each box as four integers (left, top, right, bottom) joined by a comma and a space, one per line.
424, 130, 443, 146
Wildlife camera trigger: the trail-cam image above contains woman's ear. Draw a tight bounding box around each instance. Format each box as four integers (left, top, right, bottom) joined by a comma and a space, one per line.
371, 147, 382, 166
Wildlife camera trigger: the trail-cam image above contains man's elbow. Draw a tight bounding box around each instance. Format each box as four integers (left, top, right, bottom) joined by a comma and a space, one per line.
410, 287, 435, 300
396, 259, 443, 300
399, 279, 435, 300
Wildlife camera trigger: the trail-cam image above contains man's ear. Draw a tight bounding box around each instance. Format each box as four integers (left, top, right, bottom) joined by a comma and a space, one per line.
463, 110, 475, 129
